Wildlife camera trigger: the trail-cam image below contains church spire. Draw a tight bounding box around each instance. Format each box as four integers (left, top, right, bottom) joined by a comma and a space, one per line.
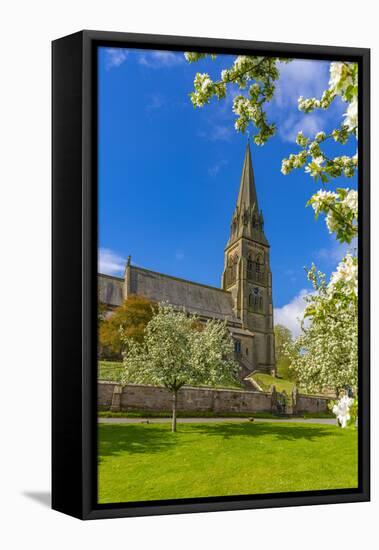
227, 142, 268, 247
236, 141, 259, 214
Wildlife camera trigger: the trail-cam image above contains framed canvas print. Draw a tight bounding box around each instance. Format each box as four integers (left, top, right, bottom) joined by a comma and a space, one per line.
52, 30, 370, 520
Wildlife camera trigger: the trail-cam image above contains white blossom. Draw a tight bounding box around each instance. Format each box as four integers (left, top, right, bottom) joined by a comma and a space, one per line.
343, 97, 358, 132
315, 131, 326, 142
326, 211, 339, 234
329, 62, 344, 90
332, 395, 355, 428
310, 190, 338, 215
305, 156, 324, 177
329, 254, 358, 297
122, 303, 238, 391
344, 189, 358, 216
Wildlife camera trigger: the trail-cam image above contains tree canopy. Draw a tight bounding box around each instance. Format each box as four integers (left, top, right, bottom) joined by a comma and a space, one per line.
121, 303, 239, 431
274, 324, 294, 381
285, 261, 358, 396
99, 294, 157, 359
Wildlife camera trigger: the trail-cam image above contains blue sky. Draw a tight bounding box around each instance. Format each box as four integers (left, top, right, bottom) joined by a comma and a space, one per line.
98, 47, 357, 335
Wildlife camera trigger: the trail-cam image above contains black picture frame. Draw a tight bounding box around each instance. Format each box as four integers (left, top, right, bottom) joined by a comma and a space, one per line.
52, 30, 370, 520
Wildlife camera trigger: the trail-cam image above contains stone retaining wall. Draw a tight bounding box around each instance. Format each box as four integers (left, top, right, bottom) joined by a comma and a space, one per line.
296, 394, 330, 414
98, 381, 330, 415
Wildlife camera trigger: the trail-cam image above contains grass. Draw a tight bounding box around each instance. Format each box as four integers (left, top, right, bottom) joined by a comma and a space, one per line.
251, 372, 296, 394
98, 361, 123, 382
98, 409, 333, 419
98, 421, 358, 503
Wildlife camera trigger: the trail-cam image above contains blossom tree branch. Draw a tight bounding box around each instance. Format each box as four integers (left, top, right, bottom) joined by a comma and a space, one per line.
184, 53, 291, 145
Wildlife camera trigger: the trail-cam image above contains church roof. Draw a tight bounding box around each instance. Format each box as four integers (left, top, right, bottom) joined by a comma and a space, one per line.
98, 274, 124, 307
129, 266, 240, 322
98, 267, 241, 324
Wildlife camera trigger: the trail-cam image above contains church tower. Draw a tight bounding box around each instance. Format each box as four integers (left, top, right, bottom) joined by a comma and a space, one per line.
222, 143, 275, 374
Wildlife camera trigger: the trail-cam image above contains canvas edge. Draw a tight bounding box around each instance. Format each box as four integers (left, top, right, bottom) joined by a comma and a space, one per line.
52, 30, 370, 520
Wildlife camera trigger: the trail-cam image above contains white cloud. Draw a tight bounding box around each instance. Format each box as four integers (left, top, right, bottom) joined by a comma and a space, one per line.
267, 59, 345, 143
105, 48, 128, 69
316, 236, 358, 265
284, 269, 297, 284
138, 50, 184, 68
197, 87, 239, 141
208, 159, 228, 177
211, 125, 232, 141
199, 125, 232, 142
274, 60, 329, 109
145, 94, 165, 111
274, 289, 309, 338
98, 248, 126, 276
277, 112, 324, 143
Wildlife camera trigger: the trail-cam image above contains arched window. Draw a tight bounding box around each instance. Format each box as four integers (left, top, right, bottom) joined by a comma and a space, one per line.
231, 255, 238, 282
247, 254, 253, 272
226, 256, 233, 286
234, 339, 241, 354
226, 254, 238, 286
255, 255, 263, 273
249, 288, 263, 313
247, 254, 253, 280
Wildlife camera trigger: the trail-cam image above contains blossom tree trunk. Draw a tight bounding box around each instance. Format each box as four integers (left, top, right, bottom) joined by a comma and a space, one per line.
172, 389, 178, 433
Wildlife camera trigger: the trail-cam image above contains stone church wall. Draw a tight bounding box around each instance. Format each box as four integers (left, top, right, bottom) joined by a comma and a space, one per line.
98, 381, 330, 415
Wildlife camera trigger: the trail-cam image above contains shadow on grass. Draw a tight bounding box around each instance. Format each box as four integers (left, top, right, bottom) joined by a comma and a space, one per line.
98, 422, 343, 463
98, 424, 178, 461
187, 422, 342, 442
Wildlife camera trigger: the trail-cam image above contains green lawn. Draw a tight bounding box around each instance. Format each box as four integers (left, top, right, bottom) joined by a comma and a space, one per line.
251, 372, 296, 394
98, 421, 358, 503
98, 360, 123, 382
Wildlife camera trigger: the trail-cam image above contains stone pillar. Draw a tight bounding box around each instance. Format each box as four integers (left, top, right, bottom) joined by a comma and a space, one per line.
281, 390, 288, 415
271, 385, 278, 414
123, 255, 131, 300
292, 386, 299, 415
110, 385, 123, 412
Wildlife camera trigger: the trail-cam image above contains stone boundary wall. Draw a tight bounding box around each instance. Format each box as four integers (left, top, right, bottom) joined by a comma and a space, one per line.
295, 394, 330, 414
98, 381, 330, 415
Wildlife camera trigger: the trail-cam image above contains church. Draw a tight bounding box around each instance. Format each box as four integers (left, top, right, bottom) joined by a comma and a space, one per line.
98, 143, 276, 382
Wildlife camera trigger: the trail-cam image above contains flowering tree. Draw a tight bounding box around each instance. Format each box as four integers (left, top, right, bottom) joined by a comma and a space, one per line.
185, 56, 358, 397
121, 303, 239, 431
274, 324, 294, 381
281, 61, 358, 243
185, 53, 291, 145
280, 62, 358, 396
285, 258, 358, 396
332, 395, 357, 428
